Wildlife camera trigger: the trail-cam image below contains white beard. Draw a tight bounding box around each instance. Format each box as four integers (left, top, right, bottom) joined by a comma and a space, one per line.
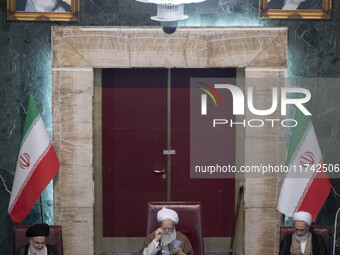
296, 232, 309, 242
161, 229, 176, 245
29, 245, 46, 255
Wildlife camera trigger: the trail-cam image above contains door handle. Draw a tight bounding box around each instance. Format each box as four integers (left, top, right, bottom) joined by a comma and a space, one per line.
153, 169, 166, 179
153, 169, 165, 174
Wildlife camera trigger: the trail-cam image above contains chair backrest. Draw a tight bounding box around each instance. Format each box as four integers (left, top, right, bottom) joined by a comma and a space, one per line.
280, 226, 329, 253
147, 201, 204, 255
13, 225, 63, 255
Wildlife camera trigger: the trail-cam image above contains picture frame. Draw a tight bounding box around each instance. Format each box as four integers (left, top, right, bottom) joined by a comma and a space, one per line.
259, 0, 332, 19
7, 0, 80, 21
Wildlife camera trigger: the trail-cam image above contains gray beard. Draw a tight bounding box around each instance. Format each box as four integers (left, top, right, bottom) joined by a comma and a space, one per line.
161, 228, 176, 245
295, 232, 309, 242
29, 245, 45, 255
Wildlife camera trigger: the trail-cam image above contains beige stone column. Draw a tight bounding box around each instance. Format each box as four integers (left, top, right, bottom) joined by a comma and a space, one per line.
52, 68, 94, 254
243, 68, 286, 255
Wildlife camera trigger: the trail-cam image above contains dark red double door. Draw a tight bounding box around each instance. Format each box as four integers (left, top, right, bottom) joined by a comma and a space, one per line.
102, 68, 236, 237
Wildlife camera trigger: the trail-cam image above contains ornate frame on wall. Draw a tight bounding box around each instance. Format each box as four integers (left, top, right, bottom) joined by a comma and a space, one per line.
7, 0, 80, 21
259, 0, 332, 19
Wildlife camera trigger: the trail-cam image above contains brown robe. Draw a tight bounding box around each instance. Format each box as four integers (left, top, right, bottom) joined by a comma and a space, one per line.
290, 233, 313, 255
139, 231, 194, 255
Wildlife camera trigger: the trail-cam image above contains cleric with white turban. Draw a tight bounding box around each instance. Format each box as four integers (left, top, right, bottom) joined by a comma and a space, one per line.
278, 211, 327, 255
157, 207, 179, 224
140, 207, 193, 255
293, 211, 312, 226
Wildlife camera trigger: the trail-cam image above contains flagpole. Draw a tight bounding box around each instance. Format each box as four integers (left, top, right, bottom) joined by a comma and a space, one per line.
39, 195, 44, 223
8, 94, 60, 223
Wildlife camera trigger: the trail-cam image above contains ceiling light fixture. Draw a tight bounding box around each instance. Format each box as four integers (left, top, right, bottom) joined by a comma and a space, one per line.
136, 0, 206, 34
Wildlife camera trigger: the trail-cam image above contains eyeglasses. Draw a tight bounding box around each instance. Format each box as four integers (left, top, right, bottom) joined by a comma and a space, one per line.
31, 239, 46, 247
162, 227, 174, 233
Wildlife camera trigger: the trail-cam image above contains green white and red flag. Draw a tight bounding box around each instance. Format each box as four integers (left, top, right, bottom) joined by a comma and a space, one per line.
277, 108, 331, 222
8, 95, 59, 223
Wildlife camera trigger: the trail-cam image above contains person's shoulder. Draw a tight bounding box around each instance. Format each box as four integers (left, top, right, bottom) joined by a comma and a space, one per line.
311, 231, 326, 244
15, 248, 24, 255
46, 244, 59, 255
15, 244, 29, 255
176, 231, 185, 236
278, 234, 293, 255
310, 231, 328, 255
146, 231, 156, 239
176, 231, 189, 240
311, 231, 323, 238
280, 233, 293, 246
297, 0, 322, 9
282, 234, 293, 241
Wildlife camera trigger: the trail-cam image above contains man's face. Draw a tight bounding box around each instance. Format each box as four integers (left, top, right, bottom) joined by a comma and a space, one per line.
29, 236, 46, 250
294, 220, 309, 237
161, 219, 174, 235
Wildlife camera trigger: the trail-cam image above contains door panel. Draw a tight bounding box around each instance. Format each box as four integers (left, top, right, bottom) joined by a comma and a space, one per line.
171, 69, 236, 237
102, 68, 168, 237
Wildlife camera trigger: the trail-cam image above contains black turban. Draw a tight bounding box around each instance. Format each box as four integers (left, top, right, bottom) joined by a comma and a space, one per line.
26, 223, 50, 237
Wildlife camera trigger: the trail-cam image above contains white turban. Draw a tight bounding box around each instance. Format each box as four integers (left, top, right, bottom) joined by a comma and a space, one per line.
157, 207, 179, 224
293, 211, 312, 226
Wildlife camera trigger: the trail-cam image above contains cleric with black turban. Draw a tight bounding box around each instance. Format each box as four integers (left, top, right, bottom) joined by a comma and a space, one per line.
16, 223, 59, 255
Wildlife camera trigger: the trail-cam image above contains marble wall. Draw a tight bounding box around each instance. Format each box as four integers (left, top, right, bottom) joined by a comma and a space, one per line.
1, 0, 340, 254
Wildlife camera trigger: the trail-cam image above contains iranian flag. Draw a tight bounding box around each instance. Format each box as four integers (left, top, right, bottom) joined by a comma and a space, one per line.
277, 108, 331, 222
8, 95, 59, 223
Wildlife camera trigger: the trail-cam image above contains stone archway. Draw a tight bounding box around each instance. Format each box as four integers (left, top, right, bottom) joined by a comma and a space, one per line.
52, 26, 287, 255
